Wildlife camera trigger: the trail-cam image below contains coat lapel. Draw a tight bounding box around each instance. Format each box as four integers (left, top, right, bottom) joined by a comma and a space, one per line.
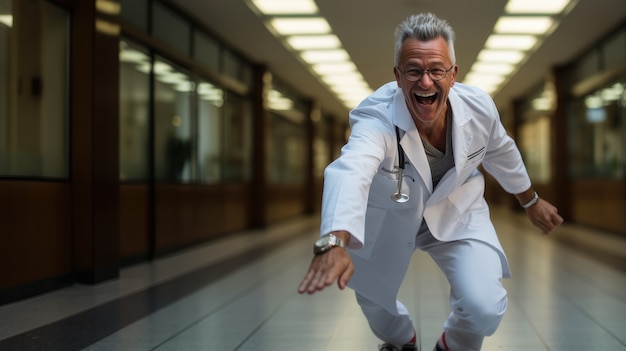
392, 86, 476, 201
392, 90, 433, 194
429, 89, 474, 203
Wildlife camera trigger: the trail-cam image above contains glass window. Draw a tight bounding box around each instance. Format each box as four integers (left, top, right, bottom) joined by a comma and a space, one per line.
518, 83, 555, 183
153, 57, 193, 182
0, 0, 69, 178
119, 40, 150, 181
152, 2, 190, 56
194, 32, 220, 73
222, 92, 252, 182
223, 49, 253, 87
120, 0, 148, 31
197, 81, 223, 183
568, 80, 625, 179
268, 112, 306, 184
266, 88, 307, 184
312, 112, 330, 180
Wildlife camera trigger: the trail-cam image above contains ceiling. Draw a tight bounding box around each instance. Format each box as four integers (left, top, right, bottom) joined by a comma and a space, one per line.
171, 0, 625, 119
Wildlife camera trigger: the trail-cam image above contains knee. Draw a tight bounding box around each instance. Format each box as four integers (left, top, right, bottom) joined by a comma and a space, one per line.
452, 290, 507, 335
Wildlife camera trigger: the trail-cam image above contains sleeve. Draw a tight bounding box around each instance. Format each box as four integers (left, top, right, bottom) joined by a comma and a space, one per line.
319, 105, 394, 249
480, 99, 533, 195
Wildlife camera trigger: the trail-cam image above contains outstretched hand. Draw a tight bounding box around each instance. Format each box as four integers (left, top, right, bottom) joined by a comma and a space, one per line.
526, 198, 563, 234
298, 247, 354, 294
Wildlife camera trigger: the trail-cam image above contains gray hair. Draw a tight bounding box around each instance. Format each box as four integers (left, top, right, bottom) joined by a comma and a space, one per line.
394, 13, 456, 66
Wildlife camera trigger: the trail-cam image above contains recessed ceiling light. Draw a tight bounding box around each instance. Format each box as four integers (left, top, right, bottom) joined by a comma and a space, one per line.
486, 34, 538, 50
321, 72, 367, 86
0, 15, 13, 27
495, 17, 554, 34
464, 72, 507, 86
251, 0, 318, 15
477, 49, 526, 64
270, 17, 331, 35
286, 35, 341, 49
300, 49, 350, 63
505, 0, 571, 14
471, 62, 516, 75
312, 62, 357, 75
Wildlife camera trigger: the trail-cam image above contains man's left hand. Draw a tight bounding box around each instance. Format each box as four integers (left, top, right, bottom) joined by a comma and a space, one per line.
526, 198, 563, 234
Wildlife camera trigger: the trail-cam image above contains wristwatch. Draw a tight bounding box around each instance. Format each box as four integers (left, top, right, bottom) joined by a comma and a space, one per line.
313, 234, 346, 255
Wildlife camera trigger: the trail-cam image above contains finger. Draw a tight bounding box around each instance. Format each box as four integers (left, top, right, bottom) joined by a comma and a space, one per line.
337, 261, 354, 290
306, 260, 335, 293
298, 269, 316, 294
311, 267, 329, 292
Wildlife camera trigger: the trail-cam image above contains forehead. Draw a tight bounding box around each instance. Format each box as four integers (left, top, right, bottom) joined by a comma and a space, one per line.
398, 37, 451, 66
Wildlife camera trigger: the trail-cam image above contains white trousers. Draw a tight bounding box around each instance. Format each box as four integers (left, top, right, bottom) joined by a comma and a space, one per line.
355, 238, 507, 350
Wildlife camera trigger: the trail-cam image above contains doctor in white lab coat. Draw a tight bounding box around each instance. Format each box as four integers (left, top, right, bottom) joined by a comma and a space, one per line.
298, 13, 563, 351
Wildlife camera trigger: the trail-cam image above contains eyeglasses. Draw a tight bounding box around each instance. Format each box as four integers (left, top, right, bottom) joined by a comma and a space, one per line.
397, 65, 455, 82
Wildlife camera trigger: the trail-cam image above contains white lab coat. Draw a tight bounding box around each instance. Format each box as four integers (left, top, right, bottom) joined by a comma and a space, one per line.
320, 82, 532, 312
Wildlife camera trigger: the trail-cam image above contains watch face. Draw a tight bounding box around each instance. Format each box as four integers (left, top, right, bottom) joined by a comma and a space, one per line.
314, 235, 336, 254
315, 235, 331, 248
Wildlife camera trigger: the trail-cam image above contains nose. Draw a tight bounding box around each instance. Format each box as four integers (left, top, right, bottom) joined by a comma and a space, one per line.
416, 72, 434, 88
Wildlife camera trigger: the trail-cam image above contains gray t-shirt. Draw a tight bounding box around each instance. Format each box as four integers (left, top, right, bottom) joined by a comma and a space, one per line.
415, 109, 455, 249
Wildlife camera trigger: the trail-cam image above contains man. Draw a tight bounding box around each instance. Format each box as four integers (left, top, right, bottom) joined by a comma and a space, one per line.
297, 13, 563, 351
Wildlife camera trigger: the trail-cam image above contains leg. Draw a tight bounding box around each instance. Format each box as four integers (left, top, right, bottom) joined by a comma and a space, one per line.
355, 292, 417, 346
427, 240, 507, 350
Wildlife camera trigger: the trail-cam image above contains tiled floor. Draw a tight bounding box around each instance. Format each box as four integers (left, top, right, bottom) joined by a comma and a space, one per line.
0, 206, 625, 350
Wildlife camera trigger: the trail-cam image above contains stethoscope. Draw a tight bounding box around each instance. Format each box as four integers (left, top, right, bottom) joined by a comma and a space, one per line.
391, 126, 409, 203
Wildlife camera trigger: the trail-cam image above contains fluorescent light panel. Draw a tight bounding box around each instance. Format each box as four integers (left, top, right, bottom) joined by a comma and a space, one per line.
471, 62, 516, 75
486, 34, 538, 50
0, 15, 13, 27
464, 72, 507, 86
300, 49, 350, 63
321, 73, 367, 85
251, 0, 318, 15
312, 62, 357, 75
505, 0, 570, 14
495, 17, 554, 34
477, 49, 525, 64
286, 35, 341, 49
270, 17, 331, 35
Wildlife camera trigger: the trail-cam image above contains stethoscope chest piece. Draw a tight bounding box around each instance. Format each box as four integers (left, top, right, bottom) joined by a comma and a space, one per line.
391, 126, 409, 203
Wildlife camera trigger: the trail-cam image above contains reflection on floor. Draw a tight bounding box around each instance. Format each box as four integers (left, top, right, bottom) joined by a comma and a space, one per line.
0, 206, 625, 350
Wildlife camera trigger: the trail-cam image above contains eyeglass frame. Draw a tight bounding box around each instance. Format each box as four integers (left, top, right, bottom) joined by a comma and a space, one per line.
396, 64, 455, 82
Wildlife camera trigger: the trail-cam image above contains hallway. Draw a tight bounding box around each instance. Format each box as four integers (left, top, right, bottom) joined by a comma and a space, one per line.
0, 207, 625, 351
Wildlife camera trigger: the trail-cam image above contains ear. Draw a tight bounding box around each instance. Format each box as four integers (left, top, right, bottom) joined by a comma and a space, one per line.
449, 65, 458, 86
393, 66, 401, 87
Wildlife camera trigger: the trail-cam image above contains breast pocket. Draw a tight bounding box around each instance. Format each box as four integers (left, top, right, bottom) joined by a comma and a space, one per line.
464, 146, 486, 169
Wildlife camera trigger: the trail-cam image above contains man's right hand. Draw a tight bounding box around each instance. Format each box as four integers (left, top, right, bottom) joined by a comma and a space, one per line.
297, 241, 354, 294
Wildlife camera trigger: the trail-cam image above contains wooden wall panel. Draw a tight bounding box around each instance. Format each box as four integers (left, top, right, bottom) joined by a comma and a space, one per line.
571, 180, 626, 234
153, 184, 252, 255
266, 184, 307, 223
0, 181, 71, 289
119, 184, 150, 263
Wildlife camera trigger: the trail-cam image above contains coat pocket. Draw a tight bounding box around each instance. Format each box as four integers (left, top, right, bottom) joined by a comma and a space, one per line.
447, 173, 485, 223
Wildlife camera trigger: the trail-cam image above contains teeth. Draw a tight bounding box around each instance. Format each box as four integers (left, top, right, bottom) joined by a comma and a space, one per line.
415, 92, 436, 97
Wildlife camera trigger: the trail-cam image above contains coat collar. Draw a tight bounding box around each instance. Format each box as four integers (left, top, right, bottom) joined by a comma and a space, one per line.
391, 85, 474, 195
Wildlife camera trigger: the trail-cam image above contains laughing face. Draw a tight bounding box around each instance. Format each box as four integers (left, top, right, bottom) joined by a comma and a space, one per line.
393, 37, 457, 129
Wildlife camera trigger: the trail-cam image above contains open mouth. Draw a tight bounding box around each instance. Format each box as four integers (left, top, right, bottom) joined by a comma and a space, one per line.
414, 92, 437, 105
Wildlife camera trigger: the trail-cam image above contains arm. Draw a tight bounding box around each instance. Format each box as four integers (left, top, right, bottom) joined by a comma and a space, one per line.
298, 99, 394, 294
475, 94, 563, 234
